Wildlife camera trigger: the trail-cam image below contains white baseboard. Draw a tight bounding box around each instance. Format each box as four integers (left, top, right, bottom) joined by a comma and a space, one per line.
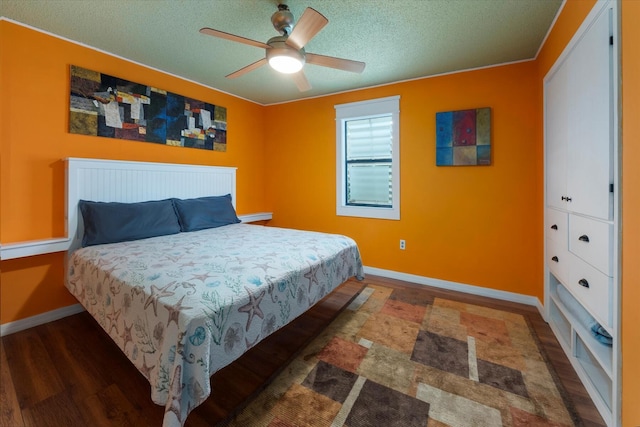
364, 266, 545, 315
0, 303, 85, 337
1, 267, 546, 337
534, 298, 546, 319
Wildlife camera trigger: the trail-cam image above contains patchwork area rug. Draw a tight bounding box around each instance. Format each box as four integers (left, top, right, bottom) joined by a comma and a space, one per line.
221, 284, 578, 427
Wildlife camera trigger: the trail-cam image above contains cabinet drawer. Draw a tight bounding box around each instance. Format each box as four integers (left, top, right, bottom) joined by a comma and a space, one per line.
568, 254, 612, 328
546, 209, 568, 245
569, 215, 613, 276
547, 238, 569, 286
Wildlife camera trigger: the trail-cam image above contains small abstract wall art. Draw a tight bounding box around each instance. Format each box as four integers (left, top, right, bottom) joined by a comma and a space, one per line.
69, 65, 227, 151
436, 107, 491, 166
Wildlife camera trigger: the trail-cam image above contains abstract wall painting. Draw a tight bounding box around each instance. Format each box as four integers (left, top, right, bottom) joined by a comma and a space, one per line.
69, 65, 227, 151
436, 107, 491, 166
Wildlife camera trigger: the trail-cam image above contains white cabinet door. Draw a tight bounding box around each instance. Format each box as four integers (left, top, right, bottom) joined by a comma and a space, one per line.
545, 60, 570, 211
565, 7, 613, 220
545, 6, 613, 220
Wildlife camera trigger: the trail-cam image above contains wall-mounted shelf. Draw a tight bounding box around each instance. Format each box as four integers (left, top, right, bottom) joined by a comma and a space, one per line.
0, 238, 72, 261
0, 212, 272, 261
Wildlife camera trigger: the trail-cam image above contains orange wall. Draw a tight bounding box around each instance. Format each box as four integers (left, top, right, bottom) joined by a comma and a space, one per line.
0, 21, 268, 324
621, 0, 640, 424
264, 61, 542, 298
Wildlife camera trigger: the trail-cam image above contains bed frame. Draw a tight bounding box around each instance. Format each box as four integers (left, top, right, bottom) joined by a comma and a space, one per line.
63, 158, 364, 427
66, 157, 237, 253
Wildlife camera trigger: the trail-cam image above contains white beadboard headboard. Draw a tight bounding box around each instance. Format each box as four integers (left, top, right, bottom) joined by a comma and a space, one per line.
66, 158, 237, 252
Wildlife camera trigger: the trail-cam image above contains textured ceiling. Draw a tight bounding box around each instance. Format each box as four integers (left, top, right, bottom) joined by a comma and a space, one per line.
0, 0, 563, 105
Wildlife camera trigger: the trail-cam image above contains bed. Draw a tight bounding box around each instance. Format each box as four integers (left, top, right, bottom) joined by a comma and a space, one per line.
63, 158, 364, 427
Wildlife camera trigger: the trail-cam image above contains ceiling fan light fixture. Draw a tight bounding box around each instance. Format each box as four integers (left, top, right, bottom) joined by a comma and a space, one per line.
266, 37, 305, 74
268, 53, 303, 73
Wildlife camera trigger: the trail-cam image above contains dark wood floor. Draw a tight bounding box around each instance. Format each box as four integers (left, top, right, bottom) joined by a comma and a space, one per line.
1, 275, 605, 427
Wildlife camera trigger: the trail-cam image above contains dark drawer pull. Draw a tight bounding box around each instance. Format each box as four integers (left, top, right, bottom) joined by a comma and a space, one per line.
551, 256, 559, 262
578, 235, 590, 243
551, 224, 558, 230
578, 279, 590, 288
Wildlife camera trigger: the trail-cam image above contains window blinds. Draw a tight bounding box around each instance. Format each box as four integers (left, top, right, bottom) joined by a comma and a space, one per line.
345, 115, 393, 207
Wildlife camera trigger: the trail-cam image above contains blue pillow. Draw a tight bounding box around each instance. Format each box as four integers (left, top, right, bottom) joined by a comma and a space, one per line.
79, 199, 181, 247
172, 194, 240, 232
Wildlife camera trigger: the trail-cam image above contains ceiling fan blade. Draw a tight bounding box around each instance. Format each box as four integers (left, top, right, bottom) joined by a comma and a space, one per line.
200, 27, 269, 49
306, 53, 366, 73
285, 8, 328, 50
291, 71, 312, 92
226, 58, 268, 79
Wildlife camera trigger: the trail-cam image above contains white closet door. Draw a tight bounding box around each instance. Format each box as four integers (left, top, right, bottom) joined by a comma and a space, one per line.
545, 60, 570, 211
566, 7, 613, 220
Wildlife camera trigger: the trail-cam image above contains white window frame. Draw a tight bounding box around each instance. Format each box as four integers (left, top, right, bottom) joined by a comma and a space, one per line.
335, 95, 400, 220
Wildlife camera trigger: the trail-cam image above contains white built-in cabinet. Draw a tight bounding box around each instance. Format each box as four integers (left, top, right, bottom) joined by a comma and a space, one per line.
544, 1, 619, 426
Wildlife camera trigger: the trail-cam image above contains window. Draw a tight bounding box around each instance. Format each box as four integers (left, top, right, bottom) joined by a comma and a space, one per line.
335, 96, 400, 220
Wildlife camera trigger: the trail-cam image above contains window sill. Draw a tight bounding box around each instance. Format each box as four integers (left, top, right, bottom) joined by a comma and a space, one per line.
337, 206, 399, 220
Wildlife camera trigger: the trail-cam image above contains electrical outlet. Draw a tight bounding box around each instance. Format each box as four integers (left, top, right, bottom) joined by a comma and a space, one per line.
400, 239, 406, 250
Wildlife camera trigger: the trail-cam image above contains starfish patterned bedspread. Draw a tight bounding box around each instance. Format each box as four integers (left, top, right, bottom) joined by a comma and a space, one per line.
66, 223, 364, 427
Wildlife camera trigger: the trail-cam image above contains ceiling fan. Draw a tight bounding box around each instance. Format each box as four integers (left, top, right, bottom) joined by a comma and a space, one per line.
199, 4, 366, 92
